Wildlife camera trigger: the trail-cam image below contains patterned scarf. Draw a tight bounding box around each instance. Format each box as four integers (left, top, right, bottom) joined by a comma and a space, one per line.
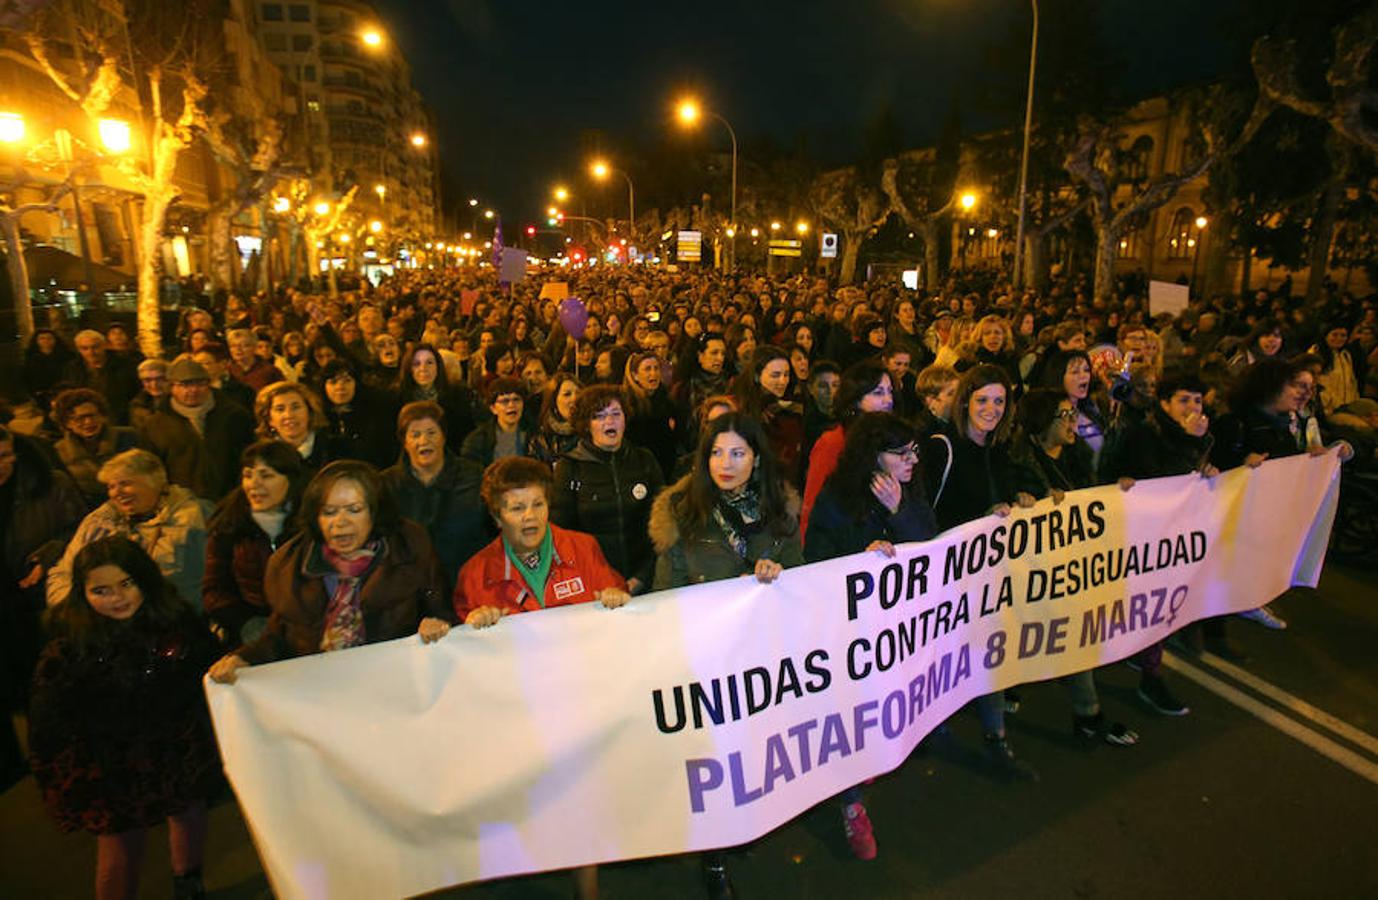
319, 541, 379, 652
713, 485, 763, 561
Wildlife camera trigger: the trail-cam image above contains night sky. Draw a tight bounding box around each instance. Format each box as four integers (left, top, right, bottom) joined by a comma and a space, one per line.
372, 0, 1259, 227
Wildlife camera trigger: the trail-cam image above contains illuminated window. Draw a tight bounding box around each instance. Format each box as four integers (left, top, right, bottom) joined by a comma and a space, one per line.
1166, 207, 1196, 260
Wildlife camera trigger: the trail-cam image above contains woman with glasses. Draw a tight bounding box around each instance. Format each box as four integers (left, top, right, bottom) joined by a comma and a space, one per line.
50, 389, 143, 509
803, 412, 938, 861
1012, 389, 1139, 746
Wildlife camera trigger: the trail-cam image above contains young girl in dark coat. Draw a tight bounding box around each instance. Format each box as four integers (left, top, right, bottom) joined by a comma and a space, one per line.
28, 536, 219, 900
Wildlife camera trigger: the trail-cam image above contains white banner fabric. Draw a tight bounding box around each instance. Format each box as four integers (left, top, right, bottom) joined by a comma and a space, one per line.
207, 454, 1340, 899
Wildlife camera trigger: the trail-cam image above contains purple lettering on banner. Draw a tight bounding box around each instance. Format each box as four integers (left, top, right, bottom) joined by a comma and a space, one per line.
685, 758, 723, 813
728, 751, 763, 807
787, 719, 819, 774
852, 700, 880, 752
761, 735, 796, 794
881, 690, 907, 738
818, 713, 852, 764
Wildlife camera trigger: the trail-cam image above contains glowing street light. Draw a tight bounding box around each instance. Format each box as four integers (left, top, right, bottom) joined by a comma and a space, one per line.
749, 227, 760, 238
0, 111, 25, 144
360, 28, 384, 49
547, 205, 559, 218
725, 227, 736, 238
98, 118, 132, 153
410, 132, 428, 148
795, 221, 809, 236
676, 99, 700, 125
338, 233, 351, 244
374, 183, 387, 198
369, 220, 384, 233
589, 158, 635, 233
313, 200, 331, 216
1195, 215, 1208, 229
674, 95, 738, 269
986, 228, 1000, 239
483, 209, 495, 220
959, 192, 978, 211
553, 186, 569, 202
462, 232, 472, 240
770, 221, 782, 232
273, 197, 291, 213
468, 198, 478, 207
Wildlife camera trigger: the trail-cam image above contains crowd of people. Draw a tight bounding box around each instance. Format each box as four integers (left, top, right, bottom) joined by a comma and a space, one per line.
3, 261, 1375, 900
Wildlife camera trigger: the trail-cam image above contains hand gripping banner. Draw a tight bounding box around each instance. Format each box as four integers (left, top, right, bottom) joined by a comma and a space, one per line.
207, 454, 1340, 899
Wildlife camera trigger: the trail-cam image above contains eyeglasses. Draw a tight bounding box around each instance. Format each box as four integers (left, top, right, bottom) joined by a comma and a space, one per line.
1055, 408, 1079, 421
493, 395, 523, 406
882, 442, 919, 461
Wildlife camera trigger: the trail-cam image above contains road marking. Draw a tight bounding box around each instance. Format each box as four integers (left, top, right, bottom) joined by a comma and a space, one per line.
1197, 651, 1378, 757
1161, 654, 1378, 786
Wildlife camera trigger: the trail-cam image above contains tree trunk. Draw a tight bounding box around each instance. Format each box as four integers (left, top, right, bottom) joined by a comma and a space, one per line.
1, 215, 35, 344
258, 203, 273, 294
1092, 227, 1118, 304
137, 189, 174, 358
207, 206, 235, 294
1023, 232, 1047, 291
923, 218, 942, 291
1239, 233, 1253, 299
839, 232, 862, 285
1305, 170, 1344, 307
1202, 209, 1233, 299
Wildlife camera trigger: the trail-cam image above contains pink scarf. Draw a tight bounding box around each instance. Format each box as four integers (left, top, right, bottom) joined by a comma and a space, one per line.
319, 542, 379, 652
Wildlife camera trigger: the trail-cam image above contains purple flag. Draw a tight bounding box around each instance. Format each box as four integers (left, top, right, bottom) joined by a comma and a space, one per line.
493, 217, 506, 284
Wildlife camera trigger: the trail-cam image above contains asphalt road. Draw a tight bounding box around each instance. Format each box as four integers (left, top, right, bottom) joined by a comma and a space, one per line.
4, 564, 1376, 900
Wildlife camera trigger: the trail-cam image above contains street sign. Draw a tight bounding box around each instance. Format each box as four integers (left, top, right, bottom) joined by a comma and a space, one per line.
768, 239, 802, 258
821, 233, 838, 258
677, 230, 702, 262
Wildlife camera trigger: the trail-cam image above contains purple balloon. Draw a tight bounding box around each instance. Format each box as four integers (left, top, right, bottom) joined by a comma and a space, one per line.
559, 296, 588, 339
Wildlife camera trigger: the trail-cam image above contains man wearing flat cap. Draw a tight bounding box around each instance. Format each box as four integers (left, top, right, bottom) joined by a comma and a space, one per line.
137, 356, 255, 501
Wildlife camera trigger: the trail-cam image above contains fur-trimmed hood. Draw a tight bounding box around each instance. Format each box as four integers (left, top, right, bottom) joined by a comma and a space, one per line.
648, 473, 802, 555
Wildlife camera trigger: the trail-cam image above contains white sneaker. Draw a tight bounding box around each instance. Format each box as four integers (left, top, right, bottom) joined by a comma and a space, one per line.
1239, 605, 1287, 630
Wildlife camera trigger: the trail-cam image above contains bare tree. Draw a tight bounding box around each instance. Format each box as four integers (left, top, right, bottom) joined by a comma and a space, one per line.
881, 153, 965, 291
1252, 4, 1378, 156
808, 165, 891, 285
1064, 88, 1274, 303
0, 173, 72, 341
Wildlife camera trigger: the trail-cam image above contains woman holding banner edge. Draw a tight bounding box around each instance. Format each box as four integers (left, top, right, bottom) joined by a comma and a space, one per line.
920, 364, 1041, 781
804, 411, 940, 860
649, 411, 804, 898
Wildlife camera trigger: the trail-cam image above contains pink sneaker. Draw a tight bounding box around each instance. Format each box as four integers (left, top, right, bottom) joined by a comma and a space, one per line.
843, 802, 877, 860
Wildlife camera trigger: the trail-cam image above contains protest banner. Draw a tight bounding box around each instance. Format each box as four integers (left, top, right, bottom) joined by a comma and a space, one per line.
207, 454, 1339, 900
1149, 280, 1190, 318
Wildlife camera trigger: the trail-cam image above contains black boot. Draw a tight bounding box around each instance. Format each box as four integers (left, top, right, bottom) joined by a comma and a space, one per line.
700, 852, 736, 900
173, 870, 205, 900
983, 732, 1039, 782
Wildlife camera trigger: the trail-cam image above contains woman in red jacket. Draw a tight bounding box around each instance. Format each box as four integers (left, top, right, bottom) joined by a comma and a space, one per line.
454, 457, 630, 626
452, 456, 628, 900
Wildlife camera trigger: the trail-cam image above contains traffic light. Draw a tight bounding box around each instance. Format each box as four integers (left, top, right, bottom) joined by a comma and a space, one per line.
525, 225, 536, 237
556, 212, 564, 225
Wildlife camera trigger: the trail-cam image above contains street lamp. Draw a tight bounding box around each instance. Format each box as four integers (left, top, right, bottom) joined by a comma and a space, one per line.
959, 192, 978, 212
97, 118, 132, 153
374, 183, 387, 199
483, 209, 495, 219
547, 205, 559, 218
0, 111, 25, 143
314, 201, 331, 216
749, 227, 760, 238
1013, 0, 1040, 290
462, 232, 472, 240
553, 186, 569, 202
1195, 216, 1208, 230
369, 220, 383, 233
410, 132, 428, 148
360, 28, 384, 49
273, 197, 291, 214
770, 221, 782, 232
674, 95, 738, 269
589, 158, 635, 234
468, 198, 478, 207
795, 221, 809, 236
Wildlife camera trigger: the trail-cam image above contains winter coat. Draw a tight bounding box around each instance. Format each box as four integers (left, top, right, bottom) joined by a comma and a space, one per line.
382, 452, 492, 594
921, 433, 1041, 531
804, 484, 938, 563
1010, 433, 1097, 497
46, 485, 212, 610
459, 421, 531, 466
202, 503, 299, 648
27, 611, 220, 835
137, 393, 256, 502
238, 519, 449, 665
59, 355, 141, 425
452, 524, 627, 620
52, 426, 143, 508
648, 474, 804, 589
529, 423, 579, 466
0, 437, 86, 713
324, 386, 400, 468
1100, 407, 1213, 481
551, 440, 663, 589
625, 386, 679, 478
1210, 407, 1305, 472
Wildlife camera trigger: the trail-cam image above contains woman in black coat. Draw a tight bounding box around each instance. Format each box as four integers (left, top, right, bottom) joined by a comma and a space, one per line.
21, 328, 75, 403
319, 359, 400, 468
29, 537, 220, 900
804, 412, 938, 861
551, 386, 664, 593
